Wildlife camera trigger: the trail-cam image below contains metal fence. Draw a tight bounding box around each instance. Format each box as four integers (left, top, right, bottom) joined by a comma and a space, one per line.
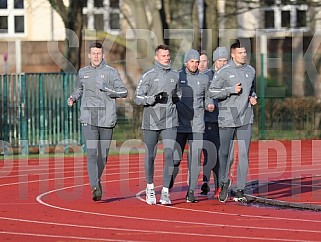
0, 73, 81, 154
2, 71, 320, 155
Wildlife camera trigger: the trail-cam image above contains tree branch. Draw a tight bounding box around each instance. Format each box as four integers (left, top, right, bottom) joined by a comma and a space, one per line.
48, 0, 68, 24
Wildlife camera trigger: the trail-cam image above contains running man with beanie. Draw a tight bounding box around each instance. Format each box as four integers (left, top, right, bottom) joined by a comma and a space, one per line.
208, 40, 257, 203
199, 48, 228, 198
171, 49, 214, 203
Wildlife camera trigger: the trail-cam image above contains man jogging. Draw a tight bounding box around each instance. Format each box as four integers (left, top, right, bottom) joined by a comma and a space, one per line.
208, 40, 257, 203
134, 44, 181, 205
68, 42, 127, 201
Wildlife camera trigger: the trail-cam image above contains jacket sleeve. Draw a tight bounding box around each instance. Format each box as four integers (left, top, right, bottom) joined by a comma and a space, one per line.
98, 69, 128, 98
70, 72, 83, 102
134, 73, 155, 106
204, 77, 214, 109
249, 71, 257, 98
172, 79, 182, 103
208, 73, 236, 99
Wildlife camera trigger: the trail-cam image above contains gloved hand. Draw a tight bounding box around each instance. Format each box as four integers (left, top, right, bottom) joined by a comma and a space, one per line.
154, 92, 168, 103
172, 93, 180, 104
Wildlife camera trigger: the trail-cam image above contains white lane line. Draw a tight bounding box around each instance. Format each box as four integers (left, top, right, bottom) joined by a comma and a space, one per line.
0, 231, 135, 242
135, 186, 321, 225
33, 183, 321, 237
0, 217, 311, 242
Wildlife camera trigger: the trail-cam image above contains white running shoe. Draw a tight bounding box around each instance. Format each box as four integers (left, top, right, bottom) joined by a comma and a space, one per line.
160, 189, 171, 205
146, 188, 156, 205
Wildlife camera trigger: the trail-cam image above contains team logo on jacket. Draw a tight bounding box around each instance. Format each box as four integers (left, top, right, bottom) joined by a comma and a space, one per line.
101, 74, 105, 79
170, 79, 174, 82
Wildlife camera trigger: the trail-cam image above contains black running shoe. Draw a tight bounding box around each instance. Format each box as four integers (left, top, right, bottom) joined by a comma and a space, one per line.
92, 186, 102, 201
233, 189, 248, 203
218, 180, 230, 203
200, 182, 210, 195
186, 190, 198, 203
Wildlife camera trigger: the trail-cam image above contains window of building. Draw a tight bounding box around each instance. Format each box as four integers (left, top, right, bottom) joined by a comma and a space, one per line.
262, 0, 308, 30
0, 0, 25, 35
14, 0, 23, 9
0, 0, 7, 9
94, 0, 104, 8
14, 15, 24, 32
264, 10, 275, 28
109, 0, 119, 8
281, 10, 290, 28
94, 14, 104, 31
296, 9, 306, 27
83, 0, 120, 33
0, 16, 8, 33
110, 12, 120, 29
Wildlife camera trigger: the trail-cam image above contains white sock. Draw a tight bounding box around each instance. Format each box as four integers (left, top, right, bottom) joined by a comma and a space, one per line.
162, 187, 169, 193
147, 183, 154, 189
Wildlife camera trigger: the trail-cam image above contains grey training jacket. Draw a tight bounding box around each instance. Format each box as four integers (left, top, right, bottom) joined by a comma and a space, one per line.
70, 60, 128, 128
201, 68, 219, 123
176, 68, 211, 133
208, 60, 256, 128
134, 61, 181, 130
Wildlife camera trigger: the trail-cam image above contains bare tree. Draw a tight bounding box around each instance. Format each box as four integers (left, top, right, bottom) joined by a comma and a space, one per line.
48, 0, 86, 72
163, 0, 199, 68
203, 0, 219, 62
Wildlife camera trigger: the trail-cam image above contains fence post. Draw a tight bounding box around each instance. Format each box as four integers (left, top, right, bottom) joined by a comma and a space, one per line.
3, 74, 9, 143
260, 53, 266, 140
20, 74, 28, 155
39, 73, 46, 154
63, 73, 70, 153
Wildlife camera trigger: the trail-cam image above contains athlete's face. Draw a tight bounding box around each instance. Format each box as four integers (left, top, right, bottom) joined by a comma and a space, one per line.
198, 54, 209, 72
214, 58, 228, 71
89, 47, 104, 67
155, 49, 171, 65
185, 59, 199, 73
231, 47, 247, 65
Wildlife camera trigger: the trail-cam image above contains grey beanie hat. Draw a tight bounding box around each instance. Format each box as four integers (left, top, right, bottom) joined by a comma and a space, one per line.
213, 47, 228, 62
184, 49, 200, 63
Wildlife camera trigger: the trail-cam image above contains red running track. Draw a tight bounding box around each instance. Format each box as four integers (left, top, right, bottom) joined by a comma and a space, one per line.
1, 140, 321, 241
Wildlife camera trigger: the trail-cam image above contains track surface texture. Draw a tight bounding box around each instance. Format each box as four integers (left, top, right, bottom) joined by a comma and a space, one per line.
1, 140, 321, 241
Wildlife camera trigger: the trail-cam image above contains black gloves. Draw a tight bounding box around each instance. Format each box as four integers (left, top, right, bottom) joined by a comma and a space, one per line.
154, 92, 168, 103
172, 93, 179, 104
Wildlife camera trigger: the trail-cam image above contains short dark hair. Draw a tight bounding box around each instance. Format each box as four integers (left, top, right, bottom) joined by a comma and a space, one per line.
155, 44, 170, 54
230, 39, 243, 50
199, 50, 208, 56
89, 42, 103, 52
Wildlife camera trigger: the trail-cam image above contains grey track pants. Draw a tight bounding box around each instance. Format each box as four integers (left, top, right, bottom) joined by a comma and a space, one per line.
143, 128, 177, 188
82, 124, 113, 189
174, 132, 203, 192
219, 124, 252, 190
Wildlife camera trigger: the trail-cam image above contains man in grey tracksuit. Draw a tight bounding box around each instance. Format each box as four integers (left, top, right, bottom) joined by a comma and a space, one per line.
171, 49, 213, 203
208, 40, 257, 203
134, 44, 181, 205
68, 42, 128, 201
198, 49, 228, 198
